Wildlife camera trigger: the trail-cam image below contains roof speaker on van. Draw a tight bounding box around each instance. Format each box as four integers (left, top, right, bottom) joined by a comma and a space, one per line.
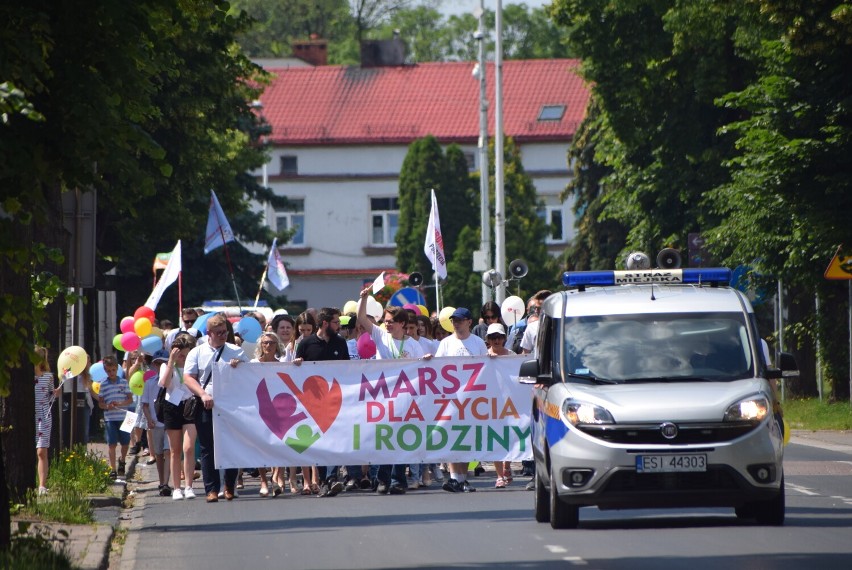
656, 248, 682, 270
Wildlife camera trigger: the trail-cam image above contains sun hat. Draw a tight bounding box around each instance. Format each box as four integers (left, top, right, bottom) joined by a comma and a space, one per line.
486, 323, 506, 336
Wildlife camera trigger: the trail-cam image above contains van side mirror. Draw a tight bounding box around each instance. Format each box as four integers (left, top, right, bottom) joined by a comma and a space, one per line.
766, 351, 799, 379
518, 359, 552, 385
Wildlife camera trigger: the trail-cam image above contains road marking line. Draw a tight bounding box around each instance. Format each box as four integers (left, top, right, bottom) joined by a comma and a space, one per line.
787, 482, 819, 496
546, 545, 568, 553
563, 556, 588, 565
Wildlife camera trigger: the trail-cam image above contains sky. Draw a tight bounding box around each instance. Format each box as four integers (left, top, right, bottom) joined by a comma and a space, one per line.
438, 0, 552, 17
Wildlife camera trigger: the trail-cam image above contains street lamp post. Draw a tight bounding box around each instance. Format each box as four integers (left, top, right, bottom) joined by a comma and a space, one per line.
474, 1, 491, 306
494, 0, 506, 303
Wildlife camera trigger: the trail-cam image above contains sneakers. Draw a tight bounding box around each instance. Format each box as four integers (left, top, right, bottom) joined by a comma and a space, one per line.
359, 478, 373, 490
109, 470, 118, 480
461, 480, 476, 493
183, 487, 196, 500
319, 480, 343, 497
388, 484, 406, 495
525, 480, 536, 491
442, 479, 460, 493
344, 479, 358, 492
473, 464, 485, 476
376, 482, 389, 495
38, 486, 48, 496
495, 477, 507, 489
172, 488, 184, 500
117, 460, 126, 476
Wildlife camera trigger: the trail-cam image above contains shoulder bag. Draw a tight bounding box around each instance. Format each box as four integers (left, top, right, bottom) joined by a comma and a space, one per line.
183, 346, 223, 422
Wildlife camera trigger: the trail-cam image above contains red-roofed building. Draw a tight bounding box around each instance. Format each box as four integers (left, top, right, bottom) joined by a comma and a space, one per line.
253, 59, 590, 310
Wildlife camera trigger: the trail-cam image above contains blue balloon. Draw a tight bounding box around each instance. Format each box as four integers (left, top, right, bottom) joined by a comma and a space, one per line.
193, 312, 212, 335
235, 316, 262, 343
90, 361, 107, 382
141, 334, 163, 354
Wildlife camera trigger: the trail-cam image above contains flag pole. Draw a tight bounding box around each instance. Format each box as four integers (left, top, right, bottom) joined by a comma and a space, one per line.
218, 226, 243, 312
434, 270, 441, 314
253, 265, 268, 309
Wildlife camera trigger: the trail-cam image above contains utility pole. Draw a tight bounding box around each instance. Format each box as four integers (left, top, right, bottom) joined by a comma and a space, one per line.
494, 0, 506, 303
475, 0, 491, 305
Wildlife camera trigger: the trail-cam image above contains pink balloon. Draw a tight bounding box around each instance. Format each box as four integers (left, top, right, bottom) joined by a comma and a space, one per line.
120, 332, 141, 352
120, 316, 135, 334
356, 333, 377, 359
143, 370, 157, 382
402, 303, 419, 313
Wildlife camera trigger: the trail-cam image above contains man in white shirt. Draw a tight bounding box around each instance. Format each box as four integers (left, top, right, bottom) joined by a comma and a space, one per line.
435, 307, 487, 493
184, 313, 248, 503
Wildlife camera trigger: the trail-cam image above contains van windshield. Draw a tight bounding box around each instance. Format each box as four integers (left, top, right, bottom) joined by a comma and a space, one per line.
562, 312, 753, 383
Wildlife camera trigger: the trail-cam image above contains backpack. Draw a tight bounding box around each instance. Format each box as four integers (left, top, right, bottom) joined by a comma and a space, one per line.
510, 323, 527, 354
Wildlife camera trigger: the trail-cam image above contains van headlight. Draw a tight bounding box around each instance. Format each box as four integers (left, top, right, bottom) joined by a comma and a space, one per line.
724, 396, 769, 422
562, 399, 615, 426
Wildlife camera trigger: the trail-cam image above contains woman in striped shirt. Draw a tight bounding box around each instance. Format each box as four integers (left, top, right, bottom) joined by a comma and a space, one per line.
35, 346, 60, 495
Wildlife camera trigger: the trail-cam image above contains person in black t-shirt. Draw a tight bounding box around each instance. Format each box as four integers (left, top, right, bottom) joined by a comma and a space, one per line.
294, 307, 349, 496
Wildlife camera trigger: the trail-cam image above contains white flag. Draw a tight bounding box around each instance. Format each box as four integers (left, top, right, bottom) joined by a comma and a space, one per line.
204, 190, 235, 254
372, 271, 385, 294
266, 238, 290, 290
423, 189, 447, 279
145, 240, 181, 310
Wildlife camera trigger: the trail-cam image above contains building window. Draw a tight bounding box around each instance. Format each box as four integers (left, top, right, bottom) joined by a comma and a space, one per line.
463, 151, 476, 171
276, 199, 305, 246
538, 105, 565, 121
280, 155, 298, 176
370, 197, 399, 246
538, 204, 566, 243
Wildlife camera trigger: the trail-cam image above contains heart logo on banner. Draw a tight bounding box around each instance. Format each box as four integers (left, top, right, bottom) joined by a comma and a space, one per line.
278, 372, 342, 433
256, 379, 308, 440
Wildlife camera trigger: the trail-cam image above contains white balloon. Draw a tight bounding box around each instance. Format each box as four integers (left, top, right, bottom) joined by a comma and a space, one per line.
501, 295, 525, 326
358, 296, 384, 320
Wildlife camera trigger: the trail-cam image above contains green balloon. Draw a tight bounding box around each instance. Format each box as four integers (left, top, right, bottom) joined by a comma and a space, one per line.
129, 370, 144, 395
113, 334, 124, 352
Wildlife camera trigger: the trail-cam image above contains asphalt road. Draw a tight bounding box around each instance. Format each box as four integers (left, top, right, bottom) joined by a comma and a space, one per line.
116, 437, 852, 570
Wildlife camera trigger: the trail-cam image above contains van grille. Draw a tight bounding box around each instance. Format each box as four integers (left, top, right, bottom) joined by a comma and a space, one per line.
603, 467, 740, 492
578, 422, 756, 445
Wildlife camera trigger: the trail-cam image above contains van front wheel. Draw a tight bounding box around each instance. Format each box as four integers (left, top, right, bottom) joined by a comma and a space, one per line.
549, 465, 579, 529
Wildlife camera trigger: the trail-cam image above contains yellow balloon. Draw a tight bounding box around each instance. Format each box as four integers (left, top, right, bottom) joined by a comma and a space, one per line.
91, 382, 101, 395
417, 304, 429, 317
134, 317, 152, 337
342, 300, 359, 315
439, 306, 455, 333
57, 346, 88, 377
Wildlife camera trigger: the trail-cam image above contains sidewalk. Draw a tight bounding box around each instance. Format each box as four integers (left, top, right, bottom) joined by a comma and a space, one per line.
29, 430, 852, 569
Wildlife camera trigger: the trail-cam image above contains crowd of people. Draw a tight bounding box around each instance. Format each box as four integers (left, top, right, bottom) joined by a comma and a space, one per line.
34, 288, 553, 500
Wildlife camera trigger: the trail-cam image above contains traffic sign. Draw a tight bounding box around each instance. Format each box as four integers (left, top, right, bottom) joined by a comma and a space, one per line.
824, 246, 852, 280
388, 287, 426, 307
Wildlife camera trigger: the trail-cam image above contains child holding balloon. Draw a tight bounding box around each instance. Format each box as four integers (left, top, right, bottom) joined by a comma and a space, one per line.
98, 355, 134, 479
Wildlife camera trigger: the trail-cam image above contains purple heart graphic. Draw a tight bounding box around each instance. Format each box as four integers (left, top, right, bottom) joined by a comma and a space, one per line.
256, 379, 307, 439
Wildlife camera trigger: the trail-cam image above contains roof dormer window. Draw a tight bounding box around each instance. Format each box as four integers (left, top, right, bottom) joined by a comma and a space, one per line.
538, 105, 565, 121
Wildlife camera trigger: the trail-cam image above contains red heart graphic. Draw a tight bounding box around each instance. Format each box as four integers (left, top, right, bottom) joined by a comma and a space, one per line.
256, 379, 307, 439
278, 372, 342, 433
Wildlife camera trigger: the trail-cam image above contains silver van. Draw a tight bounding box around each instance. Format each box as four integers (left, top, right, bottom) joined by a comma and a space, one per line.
520, 265, 798, 528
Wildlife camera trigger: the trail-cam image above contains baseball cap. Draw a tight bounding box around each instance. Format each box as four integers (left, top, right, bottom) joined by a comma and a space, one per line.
152, 349, 169, 363
450, 307, 473, 320
486, 323, 506, 336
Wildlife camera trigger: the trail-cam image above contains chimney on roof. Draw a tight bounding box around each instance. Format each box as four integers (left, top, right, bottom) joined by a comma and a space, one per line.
360, 38, 406, 68
292, 34, 328, 66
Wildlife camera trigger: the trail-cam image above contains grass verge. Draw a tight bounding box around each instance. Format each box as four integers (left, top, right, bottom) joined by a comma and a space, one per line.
783, 398, 852, 430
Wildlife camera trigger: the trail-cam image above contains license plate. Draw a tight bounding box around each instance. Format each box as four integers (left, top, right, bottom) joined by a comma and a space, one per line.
635, 454, 707, 473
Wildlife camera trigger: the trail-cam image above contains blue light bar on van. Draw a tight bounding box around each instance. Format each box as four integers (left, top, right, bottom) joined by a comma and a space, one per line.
562, 268, 732, 288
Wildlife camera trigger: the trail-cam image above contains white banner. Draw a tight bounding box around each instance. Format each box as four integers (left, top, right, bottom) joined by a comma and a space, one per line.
212, 356, 531, 468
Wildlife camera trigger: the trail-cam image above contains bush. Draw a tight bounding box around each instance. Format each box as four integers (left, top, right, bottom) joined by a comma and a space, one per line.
47, 444, 113, 494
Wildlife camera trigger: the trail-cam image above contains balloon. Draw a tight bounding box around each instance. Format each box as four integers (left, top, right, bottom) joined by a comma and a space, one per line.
120, 332, 141, 352
366, 297, 383, 320
57, 346, 88, 377
356, 333, 377, 359
143, 370, 157, 383
402, 303, 419, 314
501, 295, 526, 326
140, 334, 163, 354
342, 300, 359, 315
91, 382, 101, 395
194, 312, 212, 335
150, 326, 164, 340
134, 316, 152, 337
439, 306, 456, 333
112, 334, 124, 352
119, 316, 135, 334
417, 304, 429, 317
90, 361, 107, 382
134, 306, 156, 322
235, 316, 262, 343
129, 371, 144, 395
241, 340, 257, 356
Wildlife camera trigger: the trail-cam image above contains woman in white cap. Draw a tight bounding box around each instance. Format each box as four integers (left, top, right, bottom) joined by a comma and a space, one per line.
485, 322, 513, 487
